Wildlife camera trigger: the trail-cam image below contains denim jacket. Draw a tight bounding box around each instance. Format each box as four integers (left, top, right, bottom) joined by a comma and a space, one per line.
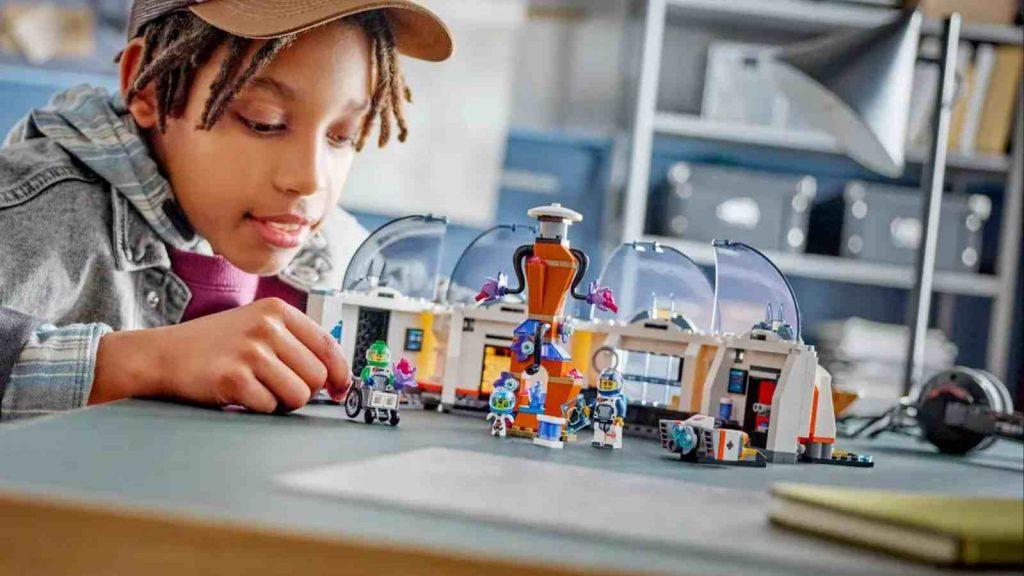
0, 85, 366, 420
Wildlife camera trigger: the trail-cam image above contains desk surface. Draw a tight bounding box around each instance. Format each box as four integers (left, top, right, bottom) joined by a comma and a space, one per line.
0, 400, 1021, 576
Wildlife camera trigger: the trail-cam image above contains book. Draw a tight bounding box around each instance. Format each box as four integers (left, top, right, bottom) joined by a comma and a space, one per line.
905, 38, 940, 147
976, 46, 1023, 154
910, 41, 974, 150
770, 483, 1024, 566
947, 42, 975, 150
959, 43, 996, 154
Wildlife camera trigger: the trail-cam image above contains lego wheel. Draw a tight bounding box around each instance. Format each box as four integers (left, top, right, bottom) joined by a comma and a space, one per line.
344, 388, 363, 418
364, 408, 376, 424
389, 411, 400, 426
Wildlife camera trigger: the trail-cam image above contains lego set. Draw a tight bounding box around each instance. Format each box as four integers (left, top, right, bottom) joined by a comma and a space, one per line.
306, 203, 872, 466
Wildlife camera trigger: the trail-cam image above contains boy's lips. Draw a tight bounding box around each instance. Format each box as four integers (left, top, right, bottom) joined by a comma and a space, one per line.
247, 214, 314, 249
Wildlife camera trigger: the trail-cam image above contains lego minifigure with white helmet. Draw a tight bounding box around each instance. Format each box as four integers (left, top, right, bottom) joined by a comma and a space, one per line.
587, 368, 628, 449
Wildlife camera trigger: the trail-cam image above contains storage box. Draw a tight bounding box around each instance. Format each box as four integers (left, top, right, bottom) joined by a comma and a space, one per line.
834, 181, 991, 272
701, 41, 821, 135
910, 0, 1020, 25
654, 162, 817, 253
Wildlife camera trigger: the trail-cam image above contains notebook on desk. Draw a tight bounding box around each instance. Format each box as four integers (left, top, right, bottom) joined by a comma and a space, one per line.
770, 483, 1024, 566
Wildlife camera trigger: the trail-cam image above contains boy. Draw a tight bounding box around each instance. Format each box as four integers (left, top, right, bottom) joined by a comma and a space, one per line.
0, 0, 453, 420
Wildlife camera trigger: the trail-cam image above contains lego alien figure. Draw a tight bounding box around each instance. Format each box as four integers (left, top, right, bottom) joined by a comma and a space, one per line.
586, 369, 628, 449
344, 340, 417, 426
487, 372, 519, 437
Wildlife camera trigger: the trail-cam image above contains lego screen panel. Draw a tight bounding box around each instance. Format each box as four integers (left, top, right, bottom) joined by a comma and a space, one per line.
728, 369, 748, 394
404, 328, 424, 352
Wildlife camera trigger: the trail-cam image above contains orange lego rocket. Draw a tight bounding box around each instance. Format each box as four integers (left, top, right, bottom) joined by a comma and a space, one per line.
477, 204, 618, 447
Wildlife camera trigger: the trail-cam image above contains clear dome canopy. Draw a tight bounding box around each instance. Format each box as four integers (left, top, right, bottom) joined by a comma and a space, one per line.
711, 240, 801, 339
591, 241, 714, 331
445, 224, 537, 306
342, 215, 448, 301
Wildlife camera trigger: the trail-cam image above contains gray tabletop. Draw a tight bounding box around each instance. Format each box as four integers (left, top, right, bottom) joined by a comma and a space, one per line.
1, 399, 1021, 576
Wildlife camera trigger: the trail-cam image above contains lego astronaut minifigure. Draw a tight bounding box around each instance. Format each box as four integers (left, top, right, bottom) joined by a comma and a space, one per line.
587, 369, 628, 449
487, 372, 519, 437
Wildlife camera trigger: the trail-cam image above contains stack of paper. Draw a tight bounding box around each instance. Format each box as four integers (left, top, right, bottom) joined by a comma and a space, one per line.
812, 317, 957, 416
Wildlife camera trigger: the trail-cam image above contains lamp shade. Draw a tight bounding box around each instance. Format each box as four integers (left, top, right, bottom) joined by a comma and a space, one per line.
770, 10, 922, 177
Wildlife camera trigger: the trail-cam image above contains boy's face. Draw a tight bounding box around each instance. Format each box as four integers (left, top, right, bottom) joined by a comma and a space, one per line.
145, 22, 371, 275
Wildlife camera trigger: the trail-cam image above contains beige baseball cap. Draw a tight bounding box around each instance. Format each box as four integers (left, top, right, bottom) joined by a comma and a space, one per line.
128, 0, 454, 61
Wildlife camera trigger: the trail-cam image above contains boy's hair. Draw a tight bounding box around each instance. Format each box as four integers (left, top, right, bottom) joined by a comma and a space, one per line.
117, 10, 411, 151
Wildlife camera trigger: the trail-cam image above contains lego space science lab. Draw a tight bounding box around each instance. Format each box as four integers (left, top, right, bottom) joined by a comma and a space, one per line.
307, 203, 872, 468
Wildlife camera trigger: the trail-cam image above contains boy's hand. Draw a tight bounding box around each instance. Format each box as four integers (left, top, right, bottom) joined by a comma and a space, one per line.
92, 298, 352, 413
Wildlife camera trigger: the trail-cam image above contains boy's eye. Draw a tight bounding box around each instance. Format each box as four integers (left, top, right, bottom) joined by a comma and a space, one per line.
238, 114, 286, 134
328, 133, 356, 149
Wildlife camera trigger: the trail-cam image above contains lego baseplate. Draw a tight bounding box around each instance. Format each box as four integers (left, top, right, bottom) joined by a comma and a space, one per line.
802, 453, 875, 468
695, 454, 768, 468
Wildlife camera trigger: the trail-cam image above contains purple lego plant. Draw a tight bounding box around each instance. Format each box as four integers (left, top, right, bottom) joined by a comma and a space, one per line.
475, 271, 509, 303
392, 358, 418, 391
585, 280, 619, 313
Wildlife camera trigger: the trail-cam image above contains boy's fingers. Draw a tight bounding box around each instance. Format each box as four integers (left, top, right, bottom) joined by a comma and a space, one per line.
280, 304, 352, 392
252, 351, 311, 411
325, 374, 352, 402
234, 375, 279, 414
270, 325, 328, 393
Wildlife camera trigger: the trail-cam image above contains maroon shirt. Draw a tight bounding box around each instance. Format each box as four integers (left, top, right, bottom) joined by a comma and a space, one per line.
169, 247, 307, 322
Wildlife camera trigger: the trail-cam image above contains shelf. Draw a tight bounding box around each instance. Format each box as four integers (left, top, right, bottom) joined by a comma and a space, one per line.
653, 112, 1012, 173
665, 0, 1024, 45
642, 235, 1003, 297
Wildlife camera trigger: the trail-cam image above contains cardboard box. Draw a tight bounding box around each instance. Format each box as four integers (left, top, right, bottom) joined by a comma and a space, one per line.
910, 0, 1020, 25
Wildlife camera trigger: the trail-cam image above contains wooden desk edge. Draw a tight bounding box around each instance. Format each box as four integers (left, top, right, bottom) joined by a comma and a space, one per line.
0, 488, 637, 576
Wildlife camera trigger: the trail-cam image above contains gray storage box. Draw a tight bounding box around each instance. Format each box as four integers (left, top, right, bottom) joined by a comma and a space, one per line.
839, 181, 991, 272
656, 162, 817, 252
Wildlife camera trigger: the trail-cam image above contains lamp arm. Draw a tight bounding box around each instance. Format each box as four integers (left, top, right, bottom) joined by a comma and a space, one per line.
902, 13, 961, 398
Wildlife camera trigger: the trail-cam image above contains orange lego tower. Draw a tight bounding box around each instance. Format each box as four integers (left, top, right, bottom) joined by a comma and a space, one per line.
481, 204, 617, 442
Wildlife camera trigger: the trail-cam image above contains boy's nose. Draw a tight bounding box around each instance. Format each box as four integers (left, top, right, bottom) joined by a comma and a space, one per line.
275, 139, 326, 197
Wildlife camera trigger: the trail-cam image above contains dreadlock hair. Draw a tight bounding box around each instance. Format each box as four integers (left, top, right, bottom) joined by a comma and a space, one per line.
116, 10, 412, 151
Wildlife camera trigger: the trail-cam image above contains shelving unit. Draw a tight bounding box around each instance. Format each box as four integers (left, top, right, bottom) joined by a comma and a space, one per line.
653, 112, 1012, 174
641, 235, 1003, 297
664, 0, 1024, 45
622, 0, 1024, 381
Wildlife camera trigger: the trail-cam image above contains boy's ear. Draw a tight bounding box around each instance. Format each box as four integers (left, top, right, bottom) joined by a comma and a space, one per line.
118, 38, 159, 130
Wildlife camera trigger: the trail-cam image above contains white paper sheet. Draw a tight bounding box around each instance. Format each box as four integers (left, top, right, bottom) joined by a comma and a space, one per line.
276, 447, 905, 574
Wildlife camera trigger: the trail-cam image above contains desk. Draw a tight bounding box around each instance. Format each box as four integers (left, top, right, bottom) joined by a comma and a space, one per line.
0, 400, 1021, 576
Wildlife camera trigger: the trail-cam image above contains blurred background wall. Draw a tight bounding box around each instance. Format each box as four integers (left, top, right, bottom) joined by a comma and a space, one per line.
1, 0, 1021, 409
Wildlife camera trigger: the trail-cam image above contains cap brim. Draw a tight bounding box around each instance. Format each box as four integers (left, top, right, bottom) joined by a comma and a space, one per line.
190, 0, 454, 62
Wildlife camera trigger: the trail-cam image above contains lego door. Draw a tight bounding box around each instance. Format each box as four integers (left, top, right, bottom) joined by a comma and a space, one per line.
479, 344, 513, 398
353, 308, 391, 379
743, 376, 778, 449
